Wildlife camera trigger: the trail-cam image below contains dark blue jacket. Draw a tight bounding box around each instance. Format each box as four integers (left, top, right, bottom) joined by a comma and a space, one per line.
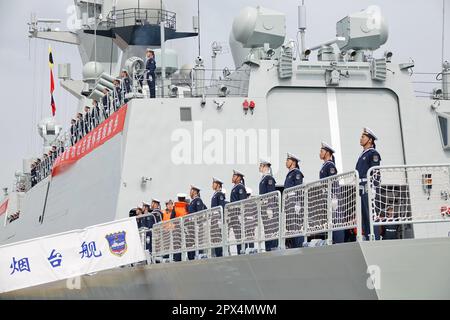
320, 161, 338, 179
259, 175, 276, 195
284, 168, 304, 189
188, 197, 207, 214
122, 77, 131, 94
146, 58, 156, 80
211, 191, 226, 209
231, 183, 247, 202
138, 213, 158, 229
356, 148, 381, 182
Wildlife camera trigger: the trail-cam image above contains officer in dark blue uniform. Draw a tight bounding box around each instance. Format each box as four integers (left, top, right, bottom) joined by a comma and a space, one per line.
112, 79, 122, 112
188, 185, 207, 214
284, 153, 305, 248
356, 127, 381, 240
284, 153, 304, 188
230, 170, 248, 254
319, 142, 344, 244
211, 177, 226, 209
150, 199, 163, 223
319, 142, 337, 179
91, 100, 100, 129
258, 159, 278, 251
120, 69, 132, 103
141, 202, 159, 254
211, 177, 226, 257
83, 106, 91, 134
145, 49, 156, 99
102, 88, 111, 120
70, 118, 77, 145
76, 112, 85, 140
187, 185, 207, 260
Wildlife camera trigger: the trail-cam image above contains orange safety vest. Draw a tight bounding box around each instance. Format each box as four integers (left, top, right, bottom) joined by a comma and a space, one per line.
174, 202, 188, 218
162, 209, 172, 222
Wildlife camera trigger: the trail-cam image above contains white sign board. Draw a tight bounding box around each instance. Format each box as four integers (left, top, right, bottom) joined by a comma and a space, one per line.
0, 218, 145, 293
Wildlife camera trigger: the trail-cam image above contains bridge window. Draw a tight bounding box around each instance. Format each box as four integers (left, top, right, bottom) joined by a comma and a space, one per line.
180, 107, 192, 122
437, 112, 450, 149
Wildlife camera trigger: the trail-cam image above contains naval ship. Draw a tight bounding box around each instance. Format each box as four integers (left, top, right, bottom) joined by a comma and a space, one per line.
1, 0, 450, 299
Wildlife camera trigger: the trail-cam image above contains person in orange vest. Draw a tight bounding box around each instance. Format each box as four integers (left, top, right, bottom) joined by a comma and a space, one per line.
174, 193, 189, 218
162, 200, 175, 221
173, 193, 189, 262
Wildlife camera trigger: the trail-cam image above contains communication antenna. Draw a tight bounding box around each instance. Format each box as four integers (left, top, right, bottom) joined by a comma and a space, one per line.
211, 41, 230, 85
198, 0, 201, 57
298, 0, 307, 60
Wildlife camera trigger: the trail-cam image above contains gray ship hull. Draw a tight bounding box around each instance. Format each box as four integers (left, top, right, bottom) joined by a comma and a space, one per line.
3, 237, 450, 300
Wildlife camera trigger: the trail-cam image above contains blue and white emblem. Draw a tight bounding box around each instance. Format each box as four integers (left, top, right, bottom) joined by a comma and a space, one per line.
105, 231, 127, 257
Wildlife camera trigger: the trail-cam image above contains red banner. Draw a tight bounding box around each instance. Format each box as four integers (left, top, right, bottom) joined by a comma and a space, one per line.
0, 199, 8, 217
52, 105, 128, 177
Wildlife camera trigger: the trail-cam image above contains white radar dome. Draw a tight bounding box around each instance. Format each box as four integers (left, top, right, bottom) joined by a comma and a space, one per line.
232, 6, 286, 49
82, 62, 104, 82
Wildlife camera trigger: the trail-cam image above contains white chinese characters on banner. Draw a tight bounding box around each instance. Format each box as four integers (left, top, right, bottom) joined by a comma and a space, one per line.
0, 218, 145, 294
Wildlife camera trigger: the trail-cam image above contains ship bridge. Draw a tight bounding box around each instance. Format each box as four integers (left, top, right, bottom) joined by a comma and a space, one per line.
84, 8, 198, 46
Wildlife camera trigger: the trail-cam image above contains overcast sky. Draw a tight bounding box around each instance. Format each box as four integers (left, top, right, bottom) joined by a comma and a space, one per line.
0, 0, 449, 188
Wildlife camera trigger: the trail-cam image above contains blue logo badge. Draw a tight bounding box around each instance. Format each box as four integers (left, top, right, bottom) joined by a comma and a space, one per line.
105, 231, 127, 257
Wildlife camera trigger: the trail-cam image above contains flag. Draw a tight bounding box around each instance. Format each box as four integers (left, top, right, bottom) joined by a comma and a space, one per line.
0, 199, 8, 217
49, 45, 56, 117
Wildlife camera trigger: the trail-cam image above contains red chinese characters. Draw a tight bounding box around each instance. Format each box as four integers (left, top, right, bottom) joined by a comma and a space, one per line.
52, 105, 128, 177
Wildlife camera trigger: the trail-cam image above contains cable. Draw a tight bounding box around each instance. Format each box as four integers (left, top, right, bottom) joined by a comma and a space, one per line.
442, 0, 446, 66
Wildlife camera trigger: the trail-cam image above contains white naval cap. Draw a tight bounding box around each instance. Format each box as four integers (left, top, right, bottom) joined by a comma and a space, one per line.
286, 153, 300, 162
177, 193, 187, 198
321, 142, 335, 154
363, 127, 378, 140
259, 158, 271, 166
190, 185, 201, 192
151, 198, 161, 204
213, 177, 224, 185
142, 201, 150, 206
233, 169, 245, 177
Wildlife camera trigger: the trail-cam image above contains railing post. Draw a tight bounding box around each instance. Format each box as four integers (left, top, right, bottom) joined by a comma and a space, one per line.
169, 222, 173, 262
355, 171, 363, 242
257, 197, 263, 252
279, 191, 285, 250
195, 216, 199, 259
327, 179, 333, 245
240, 202, 245, 254
181, 217, 187, 262
222, 206, 229, 257
303, 189, 309, 244
206, 210, 212, 258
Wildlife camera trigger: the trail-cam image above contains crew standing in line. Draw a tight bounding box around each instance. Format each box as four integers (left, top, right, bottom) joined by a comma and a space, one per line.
145, 49, 157, 98
258, 159, 278, 251
284, 153, 305, 248
102, 88, 111, 119
91, 100, 101, 128
120, 69, 132, 103
356, 127, 381, 240
211, 177, 226, 257
83, 106, 91, 134
150, 199, 163, 223
187, 185, 207, 260
230, 170, 248, 254
319, 142, 344, 244
76, 112, 84, 141
70, 118, 77, 145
